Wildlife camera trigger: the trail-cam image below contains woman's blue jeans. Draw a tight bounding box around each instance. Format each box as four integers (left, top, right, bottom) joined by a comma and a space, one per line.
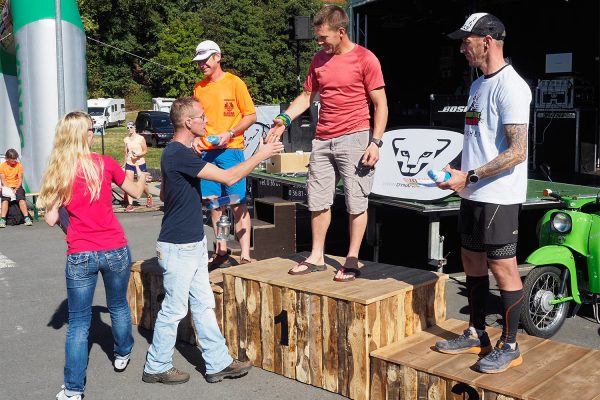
63, 246, 134, 395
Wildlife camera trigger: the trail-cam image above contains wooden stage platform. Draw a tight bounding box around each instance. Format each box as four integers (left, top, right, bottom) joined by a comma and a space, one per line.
125, 254, 600, 400
370, 319, 600, 400
221, 253, 447, 400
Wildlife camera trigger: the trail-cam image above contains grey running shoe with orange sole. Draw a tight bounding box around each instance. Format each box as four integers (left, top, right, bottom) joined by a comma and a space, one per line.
475, 341, 523, 373
435, 328, 492, 355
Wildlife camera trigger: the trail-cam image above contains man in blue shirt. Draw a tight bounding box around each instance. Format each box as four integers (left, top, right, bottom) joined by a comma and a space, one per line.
142, 97, 283, 384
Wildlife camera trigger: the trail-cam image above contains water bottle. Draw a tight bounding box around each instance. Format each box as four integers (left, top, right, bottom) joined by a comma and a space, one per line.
427, 169, 451, 183
206, 194, 241, 210
206, 135, 220, 145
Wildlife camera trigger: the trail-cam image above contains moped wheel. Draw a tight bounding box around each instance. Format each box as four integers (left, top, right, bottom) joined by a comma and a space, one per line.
520, 265, 569, 338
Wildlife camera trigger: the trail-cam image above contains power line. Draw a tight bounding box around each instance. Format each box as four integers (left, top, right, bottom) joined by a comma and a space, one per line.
86, 36, 271, 105
0, 31, 12, 43
87, 36, 194, 78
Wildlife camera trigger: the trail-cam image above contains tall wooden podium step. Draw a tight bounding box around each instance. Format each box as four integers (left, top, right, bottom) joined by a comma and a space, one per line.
225, 196, 296, 260
222, 253, 448, 400
370, 319, 600, 400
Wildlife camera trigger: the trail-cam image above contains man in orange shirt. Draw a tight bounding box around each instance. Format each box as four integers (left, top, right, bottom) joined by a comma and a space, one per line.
0, 148, 32, 227
192, 40, 257, 267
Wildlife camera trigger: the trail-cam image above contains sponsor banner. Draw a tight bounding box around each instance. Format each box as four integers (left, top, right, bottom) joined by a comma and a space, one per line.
372, 128, 463, 201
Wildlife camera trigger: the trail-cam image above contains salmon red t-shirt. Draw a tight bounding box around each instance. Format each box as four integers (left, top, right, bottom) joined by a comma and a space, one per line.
65, 154, 127, 254
304, 44, 385, 139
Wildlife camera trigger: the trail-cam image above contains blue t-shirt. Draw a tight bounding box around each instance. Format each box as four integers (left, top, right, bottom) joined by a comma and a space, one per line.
158, 141, 207, 243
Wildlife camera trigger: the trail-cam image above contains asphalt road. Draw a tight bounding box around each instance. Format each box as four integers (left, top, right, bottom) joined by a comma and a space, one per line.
0, 210, 598, 399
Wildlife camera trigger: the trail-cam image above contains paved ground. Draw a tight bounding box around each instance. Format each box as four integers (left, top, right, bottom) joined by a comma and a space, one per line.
1, 205, 599, 398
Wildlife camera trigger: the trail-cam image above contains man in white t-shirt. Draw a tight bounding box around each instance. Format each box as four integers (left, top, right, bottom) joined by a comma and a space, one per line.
433, 13, 531, 374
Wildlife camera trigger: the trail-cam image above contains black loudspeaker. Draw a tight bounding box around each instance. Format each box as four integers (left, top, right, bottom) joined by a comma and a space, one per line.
294, 16, 312, 40
280, 103, 317, 152
533, 108, 598, 177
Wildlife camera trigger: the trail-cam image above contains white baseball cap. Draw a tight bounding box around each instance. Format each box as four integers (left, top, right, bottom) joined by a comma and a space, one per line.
192, 40, 221, 62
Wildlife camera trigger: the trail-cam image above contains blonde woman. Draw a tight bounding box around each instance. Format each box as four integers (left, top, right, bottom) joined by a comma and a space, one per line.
39, 111, 147, 400
123, 121, 152, 211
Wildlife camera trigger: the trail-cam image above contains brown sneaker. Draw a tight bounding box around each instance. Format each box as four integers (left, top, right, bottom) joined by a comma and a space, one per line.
142, 367, 190, 385
205, 360, 252, 383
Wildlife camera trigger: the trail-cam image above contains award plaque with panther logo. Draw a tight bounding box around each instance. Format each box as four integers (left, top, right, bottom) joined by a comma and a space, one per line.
372, 128, 463, 201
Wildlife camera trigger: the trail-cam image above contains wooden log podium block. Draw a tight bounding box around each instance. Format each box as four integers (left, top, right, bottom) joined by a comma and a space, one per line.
221, 253, 447, 400
370, 319, 600, 400
126, 258, 225, 345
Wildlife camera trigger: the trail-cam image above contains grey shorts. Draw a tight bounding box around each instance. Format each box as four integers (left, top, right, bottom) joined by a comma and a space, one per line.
307, 130, 374, 214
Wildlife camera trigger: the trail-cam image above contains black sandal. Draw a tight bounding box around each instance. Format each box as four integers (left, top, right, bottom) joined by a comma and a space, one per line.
333, 267, 361, 282
288, 261, 327, 275
208, 253, 231, 270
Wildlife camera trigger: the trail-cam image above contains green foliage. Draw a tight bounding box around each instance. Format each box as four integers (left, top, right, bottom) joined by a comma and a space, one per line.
76, 0, 325, 106
124, 83, 152, 110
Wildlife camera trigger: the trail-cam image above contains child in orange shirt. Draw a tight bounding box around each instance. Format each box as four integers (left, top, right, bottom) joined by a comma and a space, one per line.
0, 149, 32, 227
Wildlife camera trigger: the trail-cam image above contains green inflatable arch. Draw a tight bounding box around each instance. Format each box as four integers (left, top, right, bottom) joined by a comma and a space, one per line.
0, 0, 86, 192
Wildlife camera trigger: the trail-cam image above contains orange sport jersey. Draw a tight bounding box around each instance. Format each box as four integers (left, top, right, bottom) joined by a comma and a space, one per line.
0, 161, 23, 188
193, 72, 256, 150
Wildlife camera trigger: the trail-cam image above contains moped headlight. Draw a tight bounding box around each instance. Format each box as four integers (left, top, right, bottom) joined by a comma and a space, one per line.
551, 212, 572, 233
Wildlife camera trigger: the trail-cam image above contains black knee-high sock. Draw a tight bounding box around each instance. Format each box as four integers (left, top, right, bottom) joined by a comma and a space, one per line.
500, 289, 524, 344
466, 275, 489, 331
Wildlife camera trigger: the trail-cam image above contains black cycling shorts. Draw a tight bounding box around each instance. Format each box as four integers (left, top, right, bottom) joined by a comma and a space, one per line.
458, 199, 521, 259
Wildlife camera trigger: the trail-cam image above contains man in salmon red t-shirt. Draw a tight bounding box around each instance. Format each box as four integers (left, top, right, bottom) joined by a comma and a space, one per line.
192, 40, 257, 268
266, 5, 388, 281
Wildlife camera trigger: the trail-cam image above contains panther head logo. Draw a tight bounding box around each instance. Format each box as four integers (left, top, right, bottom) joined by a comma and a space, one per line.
392, 137, 451, 176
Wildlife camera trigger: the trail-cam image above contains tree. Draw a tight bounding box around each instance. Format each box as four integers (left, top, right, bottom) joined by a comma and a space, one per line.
150, 0, 322, 104
6, 0, 328, 106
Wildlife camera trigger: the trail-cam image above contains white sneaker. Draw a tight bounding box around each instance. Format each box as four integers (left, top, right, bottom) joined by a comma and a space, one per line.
113, 353, 131, 372
56, 385, 82, 400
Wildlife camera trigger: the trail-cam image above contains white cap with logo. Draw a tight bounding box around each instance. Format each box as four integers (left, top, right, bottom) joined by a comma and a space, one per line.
192, 40, 221, 62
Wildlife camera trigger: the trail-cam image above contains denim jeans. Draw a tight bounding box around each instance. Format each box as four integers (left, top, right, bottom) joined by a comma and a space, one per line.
144, 238, 232, 374
63, 246, 134, 396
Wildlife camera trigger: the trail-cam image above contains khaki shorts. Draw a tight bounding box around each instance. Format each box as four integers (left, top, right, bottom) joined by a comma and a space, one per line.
307, 130, 374, 214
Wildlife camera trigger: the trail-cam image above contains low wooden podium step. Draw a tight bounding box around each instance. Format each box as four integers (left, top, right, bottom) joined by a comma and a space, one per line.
126, 258, 225, 345
370, 319, 600, 400
225, 196, 296, 260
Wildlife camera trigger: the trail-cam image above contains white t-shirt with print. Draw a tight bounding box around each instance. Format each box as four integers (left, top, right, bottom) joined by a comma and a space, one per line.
459, 65, 532, 204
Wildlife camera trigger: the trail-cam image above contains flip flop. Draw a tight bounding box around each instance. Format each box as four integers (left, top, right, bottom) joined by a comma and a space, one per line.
333, 267, 361, 282
288, 260, 327, 275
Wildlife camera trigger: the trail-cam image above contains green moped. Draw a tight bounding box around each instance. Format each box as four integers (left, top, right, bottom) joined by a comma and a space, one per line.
521, 189, 600, 338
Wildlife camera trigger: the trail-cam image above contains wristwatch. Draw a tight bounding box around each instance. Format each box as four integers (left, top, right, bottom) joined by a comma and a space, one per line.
467, 169, 479, 184
370, 138, 383, 148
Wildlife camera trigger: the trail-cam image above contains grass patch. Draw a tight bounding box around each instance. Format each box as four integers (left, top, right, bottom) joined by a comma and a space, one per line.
90, 115, 163, 170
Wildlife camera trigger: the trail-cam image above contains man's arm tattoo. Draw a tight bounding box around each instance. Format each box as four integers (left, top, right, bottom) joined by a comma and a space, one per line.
477, 124, 528, 179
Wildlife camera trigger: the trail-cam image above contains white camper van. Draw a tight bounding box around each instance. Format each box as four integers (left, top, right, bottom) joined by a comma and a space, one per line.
152, 97, 175, 112
87, 98, 126, 128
